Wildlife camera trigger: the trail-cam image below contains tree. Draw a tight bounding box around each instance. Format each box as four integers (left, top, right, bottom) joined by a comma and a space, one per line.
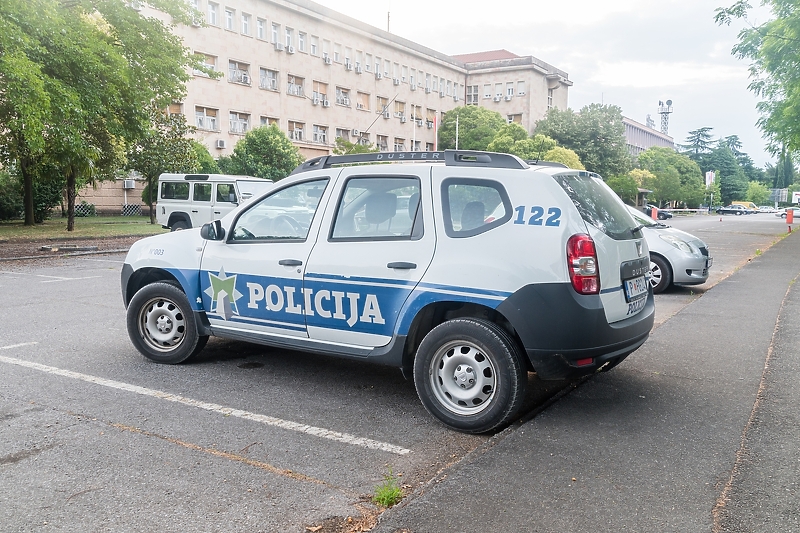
438, 106, 506, 151
128, 106, 199, 223
681, 127, 715, 159
333, 137, 378, 154
192, 141, 220, 174
606, 174, 639, 204
638, 147, 705, 207
746, 181, 771, 205
542, 147, 584, 169
220, 124, 304, 181
706, 145, 749, 204
535, 104, 631, 178
715, 1, 800, 153
0, 0, 208, 228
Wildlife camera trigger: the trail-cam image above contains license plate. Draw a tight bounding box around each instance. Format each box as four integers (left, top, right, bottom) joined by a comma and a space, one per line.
624, 275, 648, 302
706, 258, 713, 268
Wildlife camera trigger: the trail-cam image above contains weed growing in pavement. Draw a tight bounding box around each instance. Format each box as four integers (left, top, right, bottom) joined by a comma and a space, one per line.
373, 467, 403, 508
755, 249, 762, 256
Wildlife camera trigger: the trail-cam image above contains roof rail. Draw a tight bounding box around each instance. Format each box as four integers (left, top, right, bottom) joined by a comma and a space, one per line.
290, 150, 528, 175
524, 160, 568, 168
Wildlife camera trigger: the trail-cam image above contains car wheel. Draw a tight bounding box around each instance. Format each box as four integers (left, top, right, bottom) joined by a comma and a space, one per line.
413, 318, 527, 433
735, 211, 743, 216
649, 254, 672, 294
171, 220, 189, 231
127, 282, 204, 364
781, 213, 787, 218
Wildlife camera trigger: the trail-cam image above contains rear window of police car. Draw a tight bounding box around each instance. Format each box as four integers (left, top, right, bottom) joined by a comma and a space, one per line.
552, 172, 637, 240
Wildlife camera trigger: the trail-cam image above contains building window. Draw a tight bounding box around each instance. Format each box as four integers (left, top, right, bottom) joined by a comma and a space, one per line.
426, 108, 436, 127
310, 35, 319, 56
256, 18, 265, 39
288, 121, 304, 141
259, 68, 278, 90
312, 80, 328, 103
298, 32, 306, 52
260, 116, 278, 126
507, 114, 522, 124
168, 102, 182, 115
345, 47, 353, 65
394, 100, 406, 118
335, 87, 350, 106
229, 112, 250, 134
285, 27, 293, 48
365, 53, 372, 71
287, 75, 304, 97
384, 59, 391, 77
394, 137, 406, 151
466, 85, 479, 105
312, 125, 327, 144
483, 84, 492, 99
241, 13, 250, 35
377, 135, 388, 151
446, 80, 452, 96
411, 105, 422, 121
195, 106, 218, 130
517, 81, 526, 96
271, 23, 279, 43
376, 96, 389, 114
322, 39, 330, 58
333, 43, 341, 63
193, 53, 216, 76
335, 128, 349, 141
356, 92, 369, 111
224, 8, 234, 30
228, 60, 250, 84
207, 2, 218, 25
506, 82, 514, 97
426, 142, 434, 152
547, 88, 554, 109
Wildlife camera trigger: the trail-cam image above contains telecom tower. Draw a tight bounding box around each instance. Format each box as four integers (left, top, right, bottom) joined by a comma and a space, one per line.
658, 100, 673, 135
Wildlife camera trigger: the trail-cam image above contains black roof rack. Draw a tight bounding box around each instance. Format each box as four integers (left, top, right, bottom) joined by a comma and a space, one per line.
290, 150, 528, 175
524, 160, 569, 168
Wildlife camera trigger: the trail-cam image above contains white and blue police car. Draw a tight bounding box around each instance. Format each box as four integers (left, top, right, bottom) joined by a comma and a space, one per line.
122, 150, 654, 433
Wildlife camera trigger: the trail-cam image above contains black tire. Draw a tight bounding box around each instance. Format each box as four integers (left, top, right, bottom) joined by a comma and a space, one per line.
735, 211, 743, 216
649, 254, 672, 294
413, 318, 527, 433
171, 220, 189, 231
127, 282, 203, 364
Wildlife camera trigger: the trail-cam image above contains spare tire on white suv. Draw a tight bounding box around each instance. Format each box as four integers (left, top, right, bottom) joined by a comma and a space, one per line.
122, 151, 654, 433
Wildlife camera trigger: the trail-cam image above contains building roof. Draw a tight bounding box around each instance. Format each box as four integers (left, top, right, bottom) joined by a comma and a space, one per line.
451, 50, 521, 63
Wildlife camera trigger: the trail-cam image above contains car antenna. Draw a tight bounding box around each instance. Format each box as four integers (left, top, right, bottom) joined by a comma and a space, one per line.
346, 93, 399, 154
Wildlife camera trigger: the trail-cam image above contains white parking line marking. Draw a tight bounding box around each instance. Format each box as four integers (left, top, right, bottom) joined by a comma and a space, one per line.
0, 271, 101, 283
0, 354, 411, 456
0, 342, 39, 350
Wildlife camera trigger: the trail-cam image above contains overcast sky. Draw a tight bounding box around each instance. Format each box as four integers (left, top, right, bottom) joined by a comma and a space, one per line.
314, 0, 775, 167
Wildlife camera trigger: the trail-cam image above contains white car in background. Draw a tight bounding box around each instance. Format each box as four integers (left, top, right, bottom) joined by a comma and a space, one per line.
627, 206, 712, 294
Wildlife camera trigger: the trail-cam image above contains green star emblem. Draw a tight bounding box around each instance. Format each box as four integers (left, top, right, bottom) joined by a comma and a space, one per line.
204, 267, 242, 319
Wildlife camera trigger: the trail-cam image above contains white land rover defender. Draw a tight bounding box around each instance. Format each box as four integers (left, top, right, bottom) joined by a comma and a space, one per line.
122, 151, 654, 433
156, 173, 273, 231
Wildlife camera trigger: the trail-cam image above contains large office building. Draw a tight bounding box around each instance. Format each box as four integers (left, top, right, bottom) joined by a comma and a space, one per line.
143, 0, 572, 159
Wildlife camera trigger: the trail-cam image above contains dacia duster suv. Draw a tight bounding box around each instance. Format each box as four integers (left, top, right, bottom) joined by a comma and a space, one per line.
122, 151, 654, 433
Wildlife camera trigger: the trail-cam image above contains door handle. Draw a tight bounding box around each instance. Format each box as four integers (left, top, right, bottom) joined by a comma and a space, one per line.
279, 259, 303, 267
387, 262, 416, 269
191, 210, 198, 213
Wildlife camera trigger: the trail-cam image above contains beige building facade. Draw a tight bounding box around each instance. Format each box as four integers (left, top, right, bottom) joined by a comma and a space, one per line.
623, 116, 674, 156
147, 0, 571, 159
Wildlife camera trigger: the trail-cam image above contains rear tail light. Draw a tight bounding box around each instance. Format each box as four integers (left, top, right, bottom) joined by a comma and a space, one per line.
567, 234, 600, 294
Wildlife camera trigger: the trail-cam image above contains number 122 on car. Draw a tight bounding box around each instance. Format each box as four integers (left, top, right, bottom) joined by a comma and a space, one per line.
513, 205, 561, 226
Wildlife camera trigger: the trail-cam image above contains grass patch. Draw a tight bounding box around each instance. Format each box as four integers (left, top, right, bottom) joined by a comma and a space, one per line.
373, 468, 403, 508
755, 249, 762, 256
0, 216, 167, 241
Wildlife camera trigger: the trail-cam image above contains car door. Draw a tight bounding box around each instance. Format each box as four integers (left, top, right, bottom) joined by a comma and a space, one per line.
199, 177, 331, 340
190, 182, 214, 227
211, 182, 239, 220
303, 166, 435, 348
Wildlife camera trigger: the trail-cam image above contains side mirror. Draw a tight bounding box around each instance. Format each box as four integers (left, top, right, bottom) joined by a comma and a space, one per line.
200, 220, 225, 241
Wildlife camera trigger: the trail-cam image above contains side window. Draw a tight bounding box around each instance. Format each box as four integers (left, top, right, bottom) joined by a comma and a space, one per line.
441, 178, 511, 238
216, 183, 237, 203
330, 176, 421, 240
193, 183, 212, 202
160, 182, 190, 200
231, 178, 329, 241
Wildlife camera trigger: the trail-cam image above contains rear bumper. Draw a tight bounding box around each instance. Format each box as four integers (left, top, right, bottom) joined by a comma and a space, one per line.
497, 282, 655, 380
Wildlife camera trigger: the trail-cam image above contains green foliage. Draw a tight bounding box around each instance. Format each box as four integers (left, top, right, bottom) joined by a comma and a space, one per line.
75, 201, 97, 217
606, 174, 639, 204
0, 171, 24, 221
32, 176, 64, 223
192, 141, 221, 174
535, 104, 630, 178
438, 106, 507, 151
681, 127, 715, 159
332, 137, 379, 154
705, 145, 749, 204
542, 146, 584, 169
715, 1, 800, 153
222, 124, 305, 181
746, 181, 771, 205
638, 147, 705, 207
373, 468, 403, 508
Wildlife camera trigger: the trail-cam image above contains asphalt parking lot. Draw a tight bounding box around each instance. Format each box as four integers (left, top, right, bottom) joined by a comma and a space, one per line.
0, 212, 793, 532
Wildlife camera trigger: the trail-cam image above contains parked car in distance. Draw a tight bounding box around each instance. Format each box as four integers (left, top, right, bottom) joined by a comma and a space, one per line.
642, 203, 673, 220
628, 206, 712, 294
758, 205, 778, 213
717, 204, 749, 215
777, 207, 800, 219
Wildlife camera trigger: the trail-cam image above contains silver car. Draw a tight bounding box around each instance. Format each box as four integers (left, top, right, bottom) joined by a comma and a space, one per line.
628, 206, 713, 294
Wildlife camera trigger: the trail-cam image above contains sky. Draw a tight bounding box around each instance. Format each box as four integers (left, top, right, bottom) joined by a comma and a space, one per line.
313, 0, 775, 167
